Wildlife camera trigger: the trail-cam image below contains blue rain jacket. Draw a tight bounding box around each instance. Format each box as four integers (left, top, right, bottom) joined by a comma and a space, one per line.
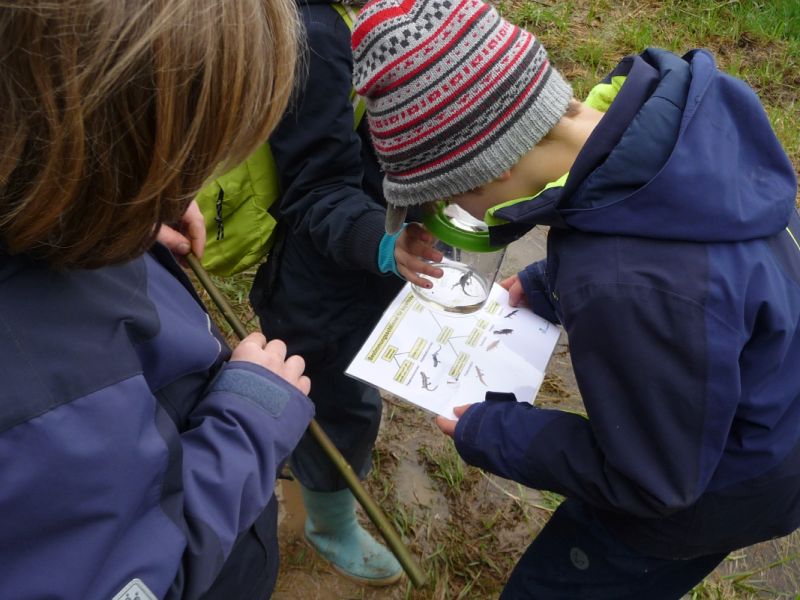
0, 245, 314, 599
455, 49, 800, 558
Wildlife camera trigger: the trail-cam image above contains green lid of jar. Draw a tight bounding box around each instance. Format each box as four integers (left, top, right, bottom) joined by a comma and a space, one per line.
423, 203, 506, 253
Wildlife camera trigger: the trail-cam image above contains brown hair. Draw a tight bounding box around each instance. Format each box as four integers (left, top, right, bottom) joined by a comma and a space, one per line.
0, 0, 300, 269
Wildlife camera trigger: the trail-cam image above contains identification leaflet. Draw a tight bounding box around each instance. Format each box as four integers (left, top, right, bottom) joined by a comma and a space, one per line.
345, 283, 561, 418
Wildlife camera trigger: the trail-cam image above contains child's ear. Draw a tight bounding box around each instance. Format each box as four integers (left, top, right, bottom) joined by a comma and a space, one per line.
495, 170, 513, 182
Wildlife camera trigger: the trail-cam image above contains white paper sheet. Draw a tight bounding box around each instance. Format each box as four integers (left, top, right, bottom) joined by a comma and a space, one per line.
345, 283, 561, 418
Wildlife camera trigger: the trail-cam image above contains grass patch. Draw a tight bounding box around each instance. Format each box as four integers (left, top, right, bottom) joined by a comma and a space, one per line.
188, 265, 261, 345
419, 440, 469, 495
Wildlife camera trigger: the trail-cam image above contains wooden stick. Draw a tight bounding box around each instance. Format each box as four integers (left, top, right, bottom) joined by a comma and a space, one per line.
186, 254, 426, 588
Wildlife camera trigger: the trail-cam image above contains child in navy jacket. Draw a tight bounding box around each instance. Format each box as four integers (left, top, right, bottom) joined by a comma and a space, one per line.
249, 0, 442, 585
352, 0, 800, 597
0, 1, 314, 598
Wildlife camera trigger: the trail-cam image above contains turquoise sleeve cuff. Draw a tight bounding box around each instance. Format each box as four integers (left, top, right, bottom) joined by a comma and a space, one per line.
377, 224, 407, 277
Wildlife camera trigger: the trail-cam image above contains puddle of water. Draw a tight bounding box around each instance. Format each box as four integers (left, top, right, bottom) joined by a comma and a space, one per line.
393, 458, 451, 521
496, 519, 536, 553
277, 478, 307, 540
479, 472, 541, 506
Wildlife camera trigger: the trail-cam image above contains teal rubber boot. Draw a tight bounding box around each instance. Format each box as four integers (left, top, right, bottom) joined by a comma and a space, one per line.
300, 486, 402, 586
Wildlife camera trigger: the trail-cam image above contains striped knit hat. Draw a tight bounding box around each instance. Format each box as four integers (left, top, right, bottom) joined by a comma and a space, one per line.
352, 0, 572, 232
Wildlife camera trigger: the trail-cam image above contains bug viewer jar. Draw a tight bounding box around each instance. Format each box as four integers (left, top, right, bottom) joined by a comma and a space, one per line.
413, 203, 507, 314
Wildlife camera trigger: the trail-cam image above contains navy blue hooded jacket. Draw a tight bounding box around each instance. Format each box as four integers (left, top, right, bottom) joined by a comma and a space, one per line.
455, 49, 800, 558
0, 245, 314, 599
251, 0, 403, 360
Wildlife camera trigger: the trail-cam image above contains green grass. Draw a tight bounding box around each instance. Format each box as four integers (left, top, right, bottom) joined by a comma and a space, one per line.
418, 440, 468, 494
689, 548, 800, 599
498, 0, 800, 183
189, 266, 261, 345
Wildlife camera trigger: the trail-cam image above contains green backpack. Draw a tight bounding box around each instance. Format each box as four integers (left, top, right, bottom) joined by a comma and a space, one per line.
196, 3, 365, 277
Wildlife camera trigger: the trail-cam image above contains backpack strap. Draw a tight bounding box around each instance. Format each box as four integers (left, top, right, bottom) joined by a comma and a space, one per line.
331, 3, 367, 128
195, 2, 368, 277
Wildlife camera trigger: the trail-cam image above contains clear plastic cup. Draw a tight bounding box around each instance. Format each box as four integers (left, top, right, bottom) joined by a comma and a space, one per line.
412, 204, 506, 314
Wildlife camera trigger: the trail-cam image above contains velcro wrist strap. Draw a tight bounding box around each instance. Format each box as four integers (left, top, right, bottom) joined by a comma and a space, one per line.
377, 224, 407, 276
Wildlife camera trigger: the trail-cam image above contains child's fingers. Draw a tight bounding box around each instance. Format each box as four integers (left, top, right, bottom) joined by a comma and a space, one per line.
238, 332, 268, 351
182, 201, 206, 259
507, 281, 527, 307
414, 244, 443, 263
282, 354, 306, 383
405, 222, 435, 244
277, 356, 310, 395
398, 257, 443, 286
499, 275, 518, 290
231, 336, 311, 395
263, 338, 287, 364
396, 249, 443, 276
245, 332, 268, 346
403, 270, 434, 289
156, 224, 192, 256
297, 375, 311, 396
452, 404, 472, 418
411, 258, 443, 279
230, 332, 268, 363
435, 415, 457, 437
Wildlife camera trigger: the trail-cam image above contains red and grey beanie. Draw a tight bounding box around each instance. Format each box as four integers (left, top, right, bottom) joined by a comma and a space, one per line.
352, 0, 572, 232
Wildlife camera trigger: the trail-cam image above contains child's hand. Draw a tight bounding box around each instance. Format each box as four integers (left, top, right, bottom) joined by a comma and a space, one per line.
157, 200, 206, 260
435, 404, 473, 437
231, 333, 311, 395
394, 223, 444, 287
500, 274, 528, 308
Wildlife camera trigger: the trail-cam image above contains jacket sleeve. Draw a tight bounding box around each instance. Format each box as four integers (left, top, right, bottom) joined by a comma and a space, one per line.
454, 283, 741, 518
0, 361, 313, 600
269, 6, 386, 274
518, 260, 561, 325
171, 361, 314, 598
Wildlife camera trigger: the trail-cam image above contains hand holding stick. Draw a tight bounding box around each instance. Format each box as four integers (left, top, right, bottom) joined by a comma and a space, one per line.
185, 254, 426, 588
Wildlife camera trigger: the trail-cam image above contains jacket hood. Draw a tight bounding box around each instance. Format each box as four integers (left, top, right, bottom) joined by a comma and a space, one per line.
496, 49, 797, 243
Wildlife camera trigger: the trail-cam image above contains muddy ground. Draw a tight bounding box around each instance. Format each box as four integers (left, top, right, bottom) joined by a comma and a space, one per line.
269, 228, 800, 599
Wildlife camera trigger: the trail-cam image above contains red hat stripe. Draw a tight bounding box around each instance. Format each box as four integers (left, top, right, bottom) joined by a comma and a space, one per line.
351, 0, 419, 49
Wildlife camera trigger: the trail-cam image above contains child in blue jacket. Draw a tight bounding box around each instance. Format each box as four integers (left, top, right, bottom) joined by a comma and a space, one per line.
0, 1, 314, 598
352, 0, 800, 597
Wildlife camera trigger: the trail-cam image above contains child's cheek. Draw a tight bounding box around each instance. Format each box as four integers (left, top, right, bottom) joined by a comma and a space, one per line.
449, 192, 492, 222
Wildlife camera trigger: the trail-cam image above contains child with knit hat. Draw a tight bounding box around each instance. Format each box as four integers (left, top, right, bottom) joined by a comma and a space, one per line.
352, 0, 800, 597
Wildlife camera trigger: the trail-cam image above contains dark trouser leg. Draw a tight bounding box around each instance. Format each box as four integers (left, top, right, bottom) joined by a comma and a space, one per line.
289, 332, 383, 492
201, 495, 280, 600
500, 498, 727, 600
291, 371, 382, 490
282, 328, 401, 584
